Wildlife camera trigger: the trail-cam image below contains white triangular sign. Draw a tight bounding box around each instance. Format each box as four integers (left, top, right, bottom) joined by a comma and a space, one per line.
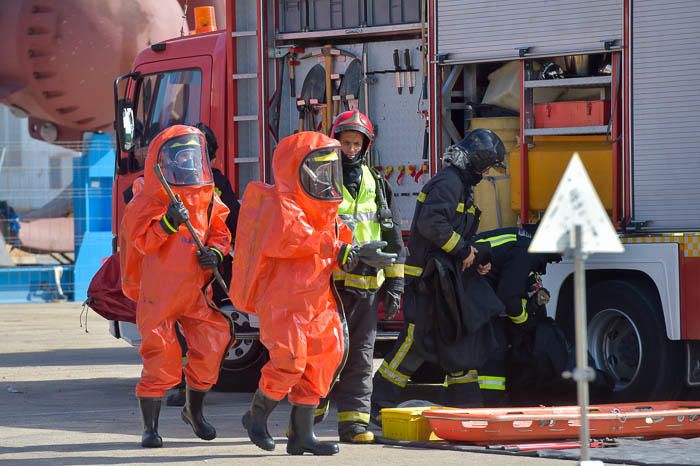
529, 153, 624, 254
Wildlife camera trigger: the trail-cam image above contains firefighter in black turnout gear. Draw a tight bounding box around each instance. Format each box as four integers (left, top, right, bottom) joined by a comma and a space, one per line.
441, 227, 561, 407
314, 110, 406, 443
370, 129, 506, 424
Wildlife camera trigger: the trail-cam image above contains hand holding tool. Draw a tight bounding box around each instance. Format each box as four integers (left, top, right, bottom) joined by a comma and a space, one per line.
154, 164, 229, 294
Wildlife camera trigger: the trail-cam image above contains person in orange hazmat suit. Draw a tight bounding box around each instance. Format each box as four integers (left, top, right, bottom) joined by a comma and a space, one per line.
230, 131, 397, 456
120, 125, 234, 448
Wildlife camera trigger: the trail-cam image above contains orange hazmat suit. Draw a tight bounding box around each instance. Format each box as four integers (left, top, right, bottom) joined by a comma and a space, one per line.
231, 131, 352, 406
120, 125, 233, 399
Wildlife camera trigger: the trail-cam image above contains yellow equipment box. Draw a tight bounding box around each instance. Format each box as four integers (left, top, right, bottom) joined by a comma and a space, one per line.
509, 135, 613, 215
381, 406, 438, 441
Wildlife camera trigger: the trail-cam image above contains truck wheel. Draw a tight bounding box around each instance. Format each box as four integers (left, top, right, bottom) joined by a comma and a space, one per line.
214, 307, 266, 393
563, 280, 683, 402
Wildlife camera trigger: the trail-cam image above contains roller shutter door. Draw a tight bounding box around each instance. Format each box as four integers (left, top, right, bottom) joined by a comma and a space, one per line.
631, 0, 700, 230
437, 0, 623, 63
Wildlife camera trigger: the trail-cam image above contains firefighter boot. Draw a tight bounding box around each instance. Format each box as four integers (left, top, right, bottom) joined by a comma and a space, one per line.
339, 422, 375, 444
138, 397, 163, 448
242, 389, 278, 451
181, 387, 216, 440
287, 405, 339, 455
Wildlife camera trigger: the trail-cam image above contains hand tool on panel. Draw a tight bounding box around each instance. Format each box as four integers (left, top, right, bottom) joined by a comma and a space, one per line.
288, 47, 303, 98
392, 49, 403, 95
404, 49, 414, 94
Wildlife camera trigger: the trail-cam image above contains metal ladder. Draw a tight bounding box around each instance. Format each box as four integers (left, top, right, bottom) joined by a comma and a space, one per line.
225, 0, 270, 191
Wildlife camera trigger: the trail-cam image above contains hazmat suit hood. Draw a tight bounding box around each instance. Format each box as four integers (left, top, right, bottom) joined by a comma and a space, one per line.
141, 125, 214, 206
273, 131, 343, 228
120, 125, 230, 302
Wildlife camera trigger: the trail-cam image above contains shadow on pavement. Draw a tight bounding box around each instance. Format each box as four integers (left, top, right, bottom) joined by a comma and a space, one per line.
0, 347, 140, 368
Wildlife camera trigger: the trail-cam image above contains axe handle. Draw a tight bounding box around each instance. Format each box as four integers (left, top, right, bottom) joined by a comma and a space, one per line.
289, 56, 296, 98
154, 164, 230, 294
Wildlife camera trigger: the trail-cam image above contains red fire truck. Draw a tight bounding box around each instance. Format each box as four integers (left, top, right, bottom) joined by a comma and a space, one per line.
111, 0, 700, 401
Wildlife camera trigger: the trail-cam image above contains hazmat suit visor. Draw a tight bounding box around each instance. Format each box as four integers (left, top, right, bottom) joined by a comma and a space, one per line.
157, 134, 213, 186
299, 147, 343, 201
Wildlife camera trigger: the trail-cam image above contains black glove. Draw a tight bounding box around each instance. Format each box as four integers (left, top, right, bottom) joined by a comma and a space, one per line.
473, 242, 492, 267
383, 289, 402, 320
506, 314, 536, 350
534, 287, 551, 306
356, 241, 397, 269
165, 200, 189, 229
197, 247, 222, 270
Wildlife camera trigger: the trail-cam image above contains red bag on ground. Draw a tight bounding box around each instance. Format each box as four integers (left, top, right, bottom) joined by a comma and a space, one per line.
84, 253, 137, 323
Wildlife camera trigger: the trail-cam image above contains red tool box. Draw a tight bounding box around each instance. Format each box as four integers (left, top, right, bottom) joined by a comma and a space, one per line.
535, 100, 610, 128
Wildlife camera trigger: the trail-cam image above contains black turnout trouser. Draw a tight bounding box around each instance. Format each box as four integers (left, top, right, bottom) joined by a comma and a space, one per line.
371, 287, 426, 411
319, 287, 378, 434
372, 288, 509, 411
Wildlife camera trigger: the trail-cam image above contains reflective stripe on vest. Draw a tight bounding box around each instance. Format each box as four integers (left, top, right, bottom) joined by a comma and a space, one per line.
336, 165, 384, 291
339, 165, 381, 245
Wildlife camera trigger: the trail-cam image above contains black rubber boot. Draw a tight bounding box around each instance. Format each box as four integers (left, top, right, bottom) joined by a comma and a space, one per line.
166, 387, 186, 407
138, 398, 163, 448
181, 387, 216, 440
286, 405, 339, 456
242, 389, 278, 451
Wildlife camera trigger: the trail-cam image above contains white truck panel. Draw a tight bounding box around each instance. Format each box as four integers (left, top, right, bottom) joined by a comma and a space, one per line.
542, 242, 680, 340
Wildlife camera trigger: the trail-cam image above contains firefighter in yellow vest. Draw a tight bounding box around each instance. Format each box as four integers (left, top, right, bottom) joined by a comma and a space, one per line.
315, 110, 406, 443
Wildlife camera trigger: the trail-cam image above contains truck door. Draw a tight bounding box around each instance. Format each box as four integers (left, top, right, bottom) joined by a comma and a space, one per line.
631, 1, 700, 230
114, 56, 212, 230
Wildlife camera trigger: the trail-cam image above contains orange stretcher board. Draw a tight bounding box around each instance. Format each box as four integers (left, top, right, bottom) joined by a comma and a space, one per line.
423, 402, 700, 444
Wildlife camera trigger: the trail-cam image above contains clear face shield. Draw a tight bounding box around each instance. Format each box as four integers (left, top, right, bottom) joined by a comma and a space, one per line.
299, 147, 343, 201
157, 134, 213, 186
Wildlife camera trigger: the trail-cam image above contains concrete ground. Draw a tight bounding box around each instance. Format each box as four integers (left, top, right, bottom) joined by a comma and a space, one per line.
0, 302, 575, 465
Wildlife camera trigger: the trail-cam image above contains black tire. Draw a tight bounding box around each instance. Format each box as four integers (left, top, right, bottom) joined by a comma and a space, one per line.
558, 279, 683, 403
213, 307, 267, 393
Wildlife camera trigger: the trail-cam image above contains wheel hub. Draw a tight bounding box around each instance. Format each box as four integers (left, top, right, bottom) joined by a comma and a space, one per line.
588, 308, 642, 391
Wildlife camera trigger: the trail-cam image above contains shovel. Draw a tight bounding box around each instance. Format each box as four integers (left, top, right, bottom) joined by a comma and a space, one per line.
297, 63, 326, 132
338, 58, 364, 111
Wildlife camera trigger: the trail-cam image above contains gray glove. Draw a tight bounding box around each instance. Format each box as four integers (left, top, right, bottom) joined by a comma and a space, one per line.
356, 241, 397, 269
338, 244, 359, 272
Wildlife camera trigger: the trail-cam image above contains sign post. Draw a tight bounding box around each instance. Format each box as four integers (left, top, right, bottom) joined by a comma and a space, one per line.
529, 153, 623, 464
